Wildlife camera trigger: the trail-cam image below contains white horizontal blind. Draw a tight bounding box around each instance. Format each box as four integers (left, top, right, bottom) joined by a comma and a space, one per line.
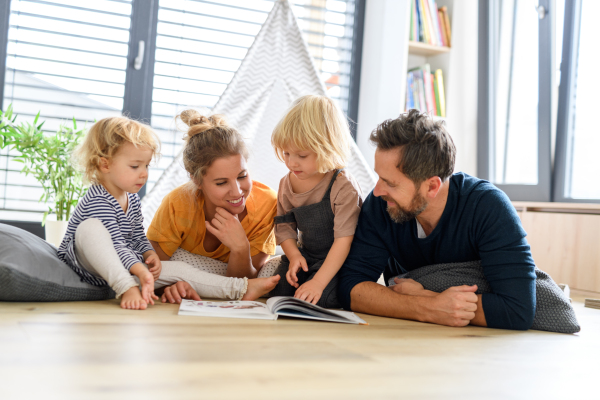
147, 0, 357, 192
1, 0, 133, 220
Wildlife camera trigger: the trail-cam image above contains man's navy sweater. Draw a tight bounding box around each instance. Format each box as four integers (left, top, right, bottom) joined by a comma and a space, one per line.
338, 173, 537, 330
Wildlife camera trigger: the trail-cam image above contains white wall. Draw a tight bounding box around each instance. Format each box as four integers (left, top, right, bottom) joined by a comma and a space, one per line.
355, 0, 410, 170
444, 0, 478, 175
355, 0, 479, 176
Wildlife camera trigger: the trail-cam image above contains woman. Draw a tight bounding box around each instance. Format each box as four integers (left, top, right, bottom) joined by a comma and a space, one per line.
147, 110, 280, 302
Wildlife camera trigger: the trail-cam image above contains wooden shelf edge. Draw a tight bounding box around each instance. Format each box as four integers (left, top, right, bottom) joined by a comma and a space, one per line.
408, 41, 451, 57
512, 201, 600, 215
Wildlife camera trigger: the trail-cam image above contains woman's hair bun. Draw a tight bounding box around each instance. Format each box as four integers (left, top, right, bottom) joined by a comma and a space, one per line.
177, 109, 229, 140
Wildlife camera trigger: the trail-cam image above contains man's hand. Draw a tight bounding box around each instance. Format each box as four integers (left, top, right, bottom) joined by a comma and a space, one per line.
145, 253, 162, 280
161, 281, 201, 304
294, 279, 325, 305
286, 254, 308, 288
206, 207, 250, 253
424, 285, 479, 327
391, 278, 426, 296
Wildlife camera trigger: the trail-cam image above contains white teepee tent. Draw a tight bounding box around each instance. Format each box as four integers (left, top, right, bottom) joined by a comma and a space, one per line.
142, 0, 376, 225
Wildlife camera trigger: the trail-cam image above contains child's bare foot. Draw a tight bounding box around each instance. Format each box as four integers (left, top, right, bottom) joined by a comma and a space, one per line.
242, 275, 281, 301
130, 264, 158, 305
120, 287, 148, 310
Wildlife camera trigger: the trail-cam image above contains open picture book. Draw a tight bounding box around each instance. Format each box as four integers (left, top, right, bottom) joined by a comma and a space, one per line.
178, 296, 368, 325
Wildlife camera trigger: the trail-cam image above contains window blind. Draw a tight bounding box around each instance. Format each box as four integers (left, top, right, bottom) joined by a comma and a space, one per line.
0, 0, 133, 220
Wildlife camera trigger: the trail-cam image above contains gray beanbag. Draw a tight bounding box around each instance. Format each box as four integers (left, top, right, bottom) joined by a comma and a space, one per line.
0, 223, 115, 301
389, 261, 580, 334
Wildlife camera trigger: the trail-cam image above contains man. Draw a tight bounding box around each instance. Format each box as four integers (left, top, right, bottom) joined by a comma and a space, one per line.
339, 110, 536, 330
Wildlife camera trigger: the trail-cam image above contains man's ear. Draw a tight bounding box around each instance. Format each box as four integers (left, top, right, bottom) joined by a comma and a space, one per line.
99, 157, 110, 174
424, 176, 443, 198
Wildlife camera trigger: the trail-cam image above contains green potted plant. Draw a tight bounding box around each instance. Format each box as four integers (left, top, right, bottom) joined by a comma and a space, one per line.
0, 104, 88, 246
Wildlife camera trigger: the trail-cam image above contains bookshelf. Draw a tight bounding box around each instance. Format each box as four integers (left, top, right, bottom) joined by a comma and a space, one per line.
408, 41, 450, 57
405, 0, 454, 119
356, 0, 478, 174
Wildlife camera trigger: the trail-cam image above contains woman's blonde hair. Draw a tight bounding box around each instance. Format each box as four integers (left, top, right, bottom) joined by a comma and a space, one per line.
271, 95, 351, 173
177, 109, 248, 186
75, 116, 160, 184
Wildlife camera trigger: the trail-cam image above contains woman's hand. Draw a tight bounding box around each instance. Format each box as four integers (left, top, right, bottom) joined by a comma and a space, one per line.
286, 254, 308, 288
206, 207, 250, 252
161, 281, 201, 304
294, 279, 325, 305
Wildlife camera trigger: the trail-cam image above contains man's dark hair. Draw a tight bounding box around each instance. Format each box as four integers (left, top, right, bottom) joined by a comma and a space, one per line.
369, 109, 456, 185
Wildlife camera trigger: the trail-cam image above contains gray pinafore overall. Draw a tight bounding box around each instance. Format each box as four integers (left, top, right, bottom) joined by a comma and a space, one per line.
270, 170, 342, 308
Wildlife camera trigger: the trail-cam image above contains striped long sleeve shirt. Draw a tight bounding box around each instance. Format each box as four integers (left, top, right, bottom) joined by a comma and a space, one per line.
58, 184, 154, 286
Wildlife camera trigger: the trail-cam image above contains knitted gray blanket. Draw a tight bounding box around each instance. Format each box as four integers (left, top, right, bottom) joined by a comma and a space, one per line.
389, 261, 580, 334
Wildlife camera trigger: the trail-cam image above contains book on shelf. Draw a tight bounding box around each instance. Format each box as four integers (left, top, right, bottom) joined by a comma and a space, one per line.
178, 296, 368, 325
406, 64, 446, 117
409, 0, 451, 47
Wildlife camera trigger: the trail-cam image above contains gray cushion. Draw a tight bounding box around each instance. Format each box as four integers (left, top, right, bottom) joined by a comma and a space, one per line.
0, 223, 115, 301
389, 261, 580, 334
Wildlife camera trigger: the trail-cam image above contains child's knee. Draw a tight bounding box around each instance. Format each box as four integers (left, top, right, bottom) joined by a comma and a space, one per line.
75, 218, 107, 246
77, 218, 104, 232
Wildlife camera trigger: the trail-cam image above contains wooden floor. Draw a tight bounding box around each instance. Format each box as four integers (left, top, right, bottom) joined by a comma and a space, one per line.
1, 291, 599, 400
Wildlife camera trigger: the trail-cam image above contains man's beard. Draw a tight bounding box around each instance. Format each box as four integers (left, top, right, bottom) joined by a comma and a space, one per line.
382, 192, 428, 224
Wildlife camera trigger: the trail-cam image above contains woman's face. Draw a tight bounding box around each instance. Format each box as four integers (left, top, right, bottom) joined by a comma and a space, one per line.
198, 154, 252, 216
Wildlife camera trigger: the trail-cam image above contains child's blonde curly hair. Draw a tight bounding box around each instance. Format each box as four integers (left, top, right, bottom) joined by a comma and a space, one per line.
74, 116, 160, 184
271, 95, 351, 173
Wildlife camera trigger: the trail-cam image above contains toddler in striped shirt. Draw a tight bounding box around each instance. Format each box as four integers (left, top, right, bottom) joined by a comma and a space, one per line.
58, 117, 162, 309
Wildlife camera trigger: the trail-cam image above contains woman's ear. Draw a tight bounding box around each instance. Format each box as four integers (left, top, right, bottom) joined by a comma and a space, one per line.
192, 177, 202, 191
99, 157, 110, 174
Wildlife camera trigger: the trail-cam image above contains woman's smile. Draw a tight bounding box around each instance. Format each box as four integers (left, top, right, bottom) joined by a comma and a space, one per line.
227, 196, 244, 207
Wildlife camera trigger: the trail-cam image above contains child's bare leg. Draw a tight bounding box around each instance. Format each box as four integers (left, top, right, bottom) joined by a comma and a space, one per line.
242, 275, 281, 301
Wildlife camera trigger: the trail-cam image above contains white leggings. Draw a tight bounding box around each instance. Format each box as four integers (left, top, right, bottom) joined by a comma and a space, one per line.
74, 218, 279, 300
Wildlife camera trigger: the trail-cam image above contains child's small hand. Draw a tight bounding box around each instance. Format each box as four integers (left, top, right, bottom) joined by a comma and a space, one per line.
294, 279, 325, 305
286, 255, 308, 288
145, 253, 162, 281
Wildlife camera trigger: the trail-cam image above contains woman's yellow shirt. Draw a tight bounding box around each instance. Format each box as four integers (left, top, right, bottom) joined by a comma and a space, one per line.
147, 181, 277, 262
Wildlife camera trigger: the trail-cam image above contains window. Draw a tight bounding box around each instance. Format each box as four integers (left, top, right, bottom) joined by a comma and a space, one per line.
554, 0, 600, 202
480, 0, 598, 203
478, 0, 552, 201
0, 0, 133, 220
0, 0, 365, 221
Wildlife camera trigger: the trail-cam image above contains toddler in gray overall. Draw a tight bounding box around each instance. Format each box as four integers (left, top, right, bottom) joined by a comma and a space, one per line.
269, 95, 363, 308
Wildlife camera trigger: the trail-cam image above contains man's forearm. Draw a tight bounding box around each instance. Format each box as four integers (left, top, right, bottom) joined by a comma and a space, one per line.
350, 281, 479, 327
350, 281, 428, 322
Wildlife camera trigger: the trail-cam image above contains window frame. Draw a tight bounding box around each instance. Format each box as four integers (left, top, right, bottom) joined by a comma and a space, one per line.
552, 0, 598, 203
477, 0, 553, 201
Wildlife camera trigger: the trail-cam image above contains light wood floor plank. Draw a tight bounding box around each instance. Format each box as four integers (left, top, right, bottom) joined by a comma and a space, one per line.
0, 297, 598, 399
